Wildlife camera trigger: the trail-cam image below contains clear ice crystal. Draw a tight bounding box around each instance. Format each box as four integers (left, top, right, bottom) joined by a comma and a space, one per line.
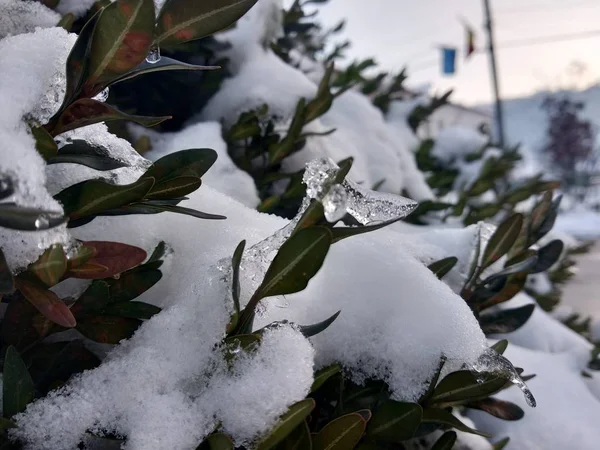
323, 184, 348, 222
472, 347, 537, 407
91, 87, 109, 103
146, 45, 161, 64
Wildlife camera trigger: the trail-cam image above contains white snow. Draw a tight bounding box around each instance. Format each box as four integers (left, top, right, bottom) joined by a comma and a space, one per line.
555, 205, 600, 240
0, 0, 60, 39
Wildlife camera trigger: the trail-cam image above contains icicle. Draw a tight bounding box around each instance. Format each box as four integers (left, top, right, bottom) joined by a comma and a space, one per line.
146, 45, 161, 64
471, 348, 537, 407
91, 87, 109, 102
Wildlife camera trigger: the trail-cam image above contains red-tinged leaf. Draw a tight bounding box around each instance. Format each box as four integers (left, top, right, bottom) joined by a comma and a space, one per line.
66, 244, 97, 271
28, 244, 67, 287
466, 398, 524, 421
84, 0, 156, 93
51, 98, 170, 136
68, 262, 110, 278
78, 241, 147, 278
16, 279, 76, 328
76, 315, 142, 343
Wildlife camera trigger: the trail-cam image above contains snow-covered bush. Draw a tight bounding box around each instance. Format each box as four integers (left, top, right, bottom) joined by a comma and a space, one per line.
1, 1, 600, 450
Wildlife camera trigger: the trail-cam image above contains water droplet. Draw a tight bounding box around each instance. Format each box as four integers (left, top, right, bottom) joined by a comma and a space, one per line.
35, 216, 50, 230
323, 184, 348, 222
146, 45, 161, 64
92, 87, 109, 102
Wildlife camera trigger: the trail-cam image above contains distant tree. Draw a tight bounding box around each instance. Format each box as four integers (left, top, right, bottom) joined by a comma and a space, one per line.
541, 95, 597, 199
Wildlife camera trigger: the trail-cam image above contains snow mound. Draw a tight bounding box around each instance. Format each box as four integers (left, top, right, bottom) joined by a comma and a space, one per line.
0, 0, 60, 39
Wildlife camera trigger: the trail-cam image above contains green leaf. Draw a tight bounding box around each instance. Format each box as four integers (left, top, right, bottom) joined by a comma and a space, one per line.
274, 421, 312, 450
428, 371, 507, 407
269, 98, 306, 165
480, 255, 538, 286
155, 0, 259, 46
491, 339, 508, 355
482, 214, 523, 269
312, 412, 366, 450
310, 364, 341, 393
223, 333, 261, 363
198, 433, 234, 450
480, 304, 535, 334
109, 56, 219, 85
0, 248, 14, 294
146, 176, 202, 200
421, 408, 491, 437
48, 139, 129, 170
76, 316, 142, 344
55, 177, 154, 220
31, 126, 58, 160
492, 437, 510, 450
256, 398, 316, 450
0, 417, 16, 433
128, 202, 226, 220
430, 431, 457, 450
51, 98, 170, 136
146, 148, 218, 182
298, 310, 340, 337
529, 191, 553, 238
466, 398, 524, 421
69, 241, 147, 279
427, 257, 458, 280
231, 240, 245, 325
0, 203, 66, 231
420, 355, 447, 403
1, 296, 44, 352
84, 0, 155, 91
28, 244, 67, 287
74, 280, 111, 313
291, 200, 326, 235
108, 268, 162, 302
101, 301, 161, 320
479, 273, 527, 311
147, 241, 167, 264
531, 240, 563, 273
305, 63, 334, 123
3, 346, 35, 418
257, 227, 332, 299
366, 401, 422, 442
17, 279, 77, 328
330, 216, 405, 243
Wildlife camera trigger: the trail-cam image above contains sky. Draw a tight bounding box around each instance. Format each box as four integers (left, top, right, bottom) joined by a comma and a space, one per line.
312, 0, 600, 105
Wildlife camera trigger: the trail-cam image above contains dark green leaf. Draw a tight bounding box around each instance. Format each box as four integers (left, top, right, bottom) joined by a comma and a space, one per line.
491, 340, 508, 355
74, 280, 111, 314
31, 126, 58, 160
3, 346, 35, 418
291, 200, 326, 235
466, 398, 524, 421
84, 0, 155, 90
421, 408, 491, 437
480, 304, 535, 334
101, 301, 161, 320
482, 214, 523, 269
109, 268, 162, 302
0, 203, 66, 231
109, 56, 219, 85
330, 216, 405, 243
146, 176, 202, 199
147, 241, 167, 264
310, 364, 341, 393
479, 274, 527, 311
367, 401, 421, 442
257, 227, 332, 299
0, 248, 14, 294
492, 437, 510, 450
269, 99, 306, 165
231, 240, 245, 324
298, 310, 340, 337
47, 154, 128, 171
155, 0, 259, 46
0, 417, 16, 433
480, 255, 538, 286
428, 371, 507, 407
531, 240, 563, 273
52, 98, 170, 136
76, 316, 142, 344
256, 398, 315, 450
430, 431, 457, 450
55, 177, 154, 219
28, 244, 67, 287
198, 433, 234, 450
420, 355, 447, 403
129, 202, 226, 220
17, 279, 77, 328
427, 257, 458, 280
529, 191, 552, 238
305, 63, 334, 123
313, 413, 366, 450
1, 296, 44, 351
145, 148, 218, 182
0, 177, 13, 200
273, 421, 311, 450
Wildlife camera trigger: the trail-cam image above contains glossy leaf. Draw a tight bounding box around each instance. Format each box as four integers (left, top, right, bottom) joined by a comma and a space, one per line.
28, 244, 67, 287
421, 408, 491, 437
76, 316, 141, 344
68, 262, 109, 278
482, 214, 523, 269
466, 398, 524, 421
231, 240, 245, 327
331, 216, 405, 243
493, 437, 510, 450
85, 0, 155, 91
298, 310, 340, 337
312, 412, 366, 450
310, 364, 341, 393
146, 176, 202, 199
420, 355, 447, 403
491, 339, 508, 355
17, 279, 76, 328
0, 248, 14, 294
128, 202, 226, 220
0, 177, 13, 199
274, 421, 312, 450
256, 398, 315, 450
31, 126, 58, 160
109, 56, 219, 85
101, 301, 161, 319
427, 257, 458, 280
67, 244, 96, 271
366, 401, 422, 442
531, 240, 563, 273
3, 346, 35, 418
199, 433, 234, 450
55, 177, 154, 220
74, 280, 111, 313
0, 203, 66, 231
291, 200, 326, 235
428, 371, 507, 406
430, 431, 457, 450
480, 255, 538, 286
70, 241, 147, 279
52, 98, 170, 136
108, 268, 162, 302
480, 304, 535, 334
155, 0, 259, 46
479, 274, 527, 311
145, 148, 218, 182
257, 227, 332, 299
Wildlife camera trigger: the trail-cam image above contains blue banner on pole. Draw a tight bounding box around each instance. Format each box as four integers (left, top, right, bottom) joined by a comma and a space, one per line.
442, 47, 457, 75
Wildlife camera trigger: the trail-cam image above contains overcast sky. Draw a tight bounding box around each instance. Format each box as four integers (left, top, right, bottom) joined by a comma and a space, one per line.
311, 0, 600, 105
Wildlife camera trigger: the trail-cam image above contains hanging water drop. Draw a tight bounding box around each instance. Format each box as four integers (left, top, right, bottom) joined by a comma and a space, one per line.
323, 184, 348, 222
35, 216, 50, 230
146, 45, 161, 64
92, 87, 109, 103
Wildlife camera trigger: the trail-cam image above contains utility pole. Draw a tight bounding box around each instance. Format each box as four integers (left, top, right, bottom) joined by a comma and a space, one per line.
483, 0, 505, 147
